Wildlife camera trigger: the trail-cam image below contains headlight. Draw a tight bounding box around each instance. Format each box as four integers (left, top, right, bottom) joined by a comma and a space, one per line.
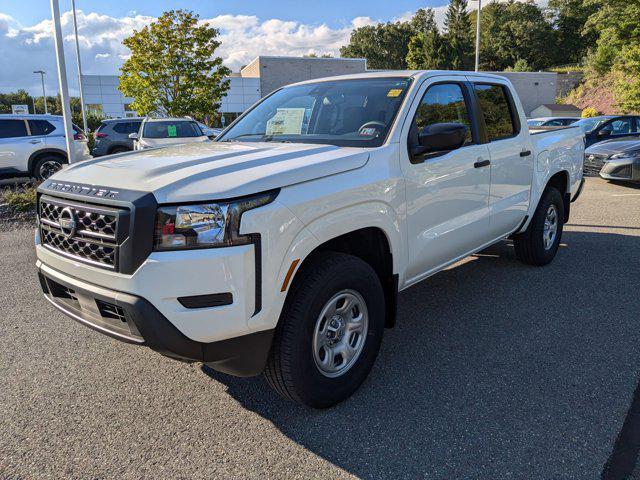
610, 151, 640, 160
153, 190, 278, 251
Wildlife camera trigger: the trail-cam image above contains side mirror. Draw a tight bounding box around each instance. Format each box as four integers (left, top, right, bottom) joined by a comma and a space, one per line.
597, 129, 611, 137
128, 132, 139, 140
411, 122, 468, 158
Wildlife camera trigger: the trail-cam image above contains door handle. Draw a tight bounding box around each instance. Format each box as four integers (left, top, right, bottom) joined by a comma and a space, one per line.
28, 139, 41, 144
474, 159, 491, 168
520, 150, 531, 157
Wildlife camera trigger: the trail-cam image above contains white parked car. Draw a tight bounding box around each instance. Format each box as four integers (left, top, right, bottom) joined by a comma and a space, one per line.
35, 71, 585, 407
0, 114, 91, 180
130, 117, 210, 150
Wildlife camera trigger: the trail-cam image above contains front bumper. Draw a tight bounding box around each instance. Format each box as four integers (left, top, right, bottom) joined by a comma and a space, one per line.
37, 265, 274, 376
599, 158, 640, 182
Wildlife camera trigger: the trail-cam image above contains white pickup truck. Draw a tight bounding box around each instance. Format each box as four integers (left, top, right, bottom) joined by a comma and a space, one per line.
35, 71, 585, 408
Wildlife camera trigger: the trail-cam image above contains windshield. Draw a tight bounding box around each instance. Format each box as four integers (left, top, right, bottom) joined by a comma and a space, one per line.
574, 117, 611, 133
143, 121, 203, 139
218, 77, 412, 147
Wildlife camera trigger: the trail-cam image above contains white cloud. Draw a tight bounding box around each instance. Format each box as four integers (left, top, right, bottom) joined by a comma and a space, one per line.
0, 1, 549, 95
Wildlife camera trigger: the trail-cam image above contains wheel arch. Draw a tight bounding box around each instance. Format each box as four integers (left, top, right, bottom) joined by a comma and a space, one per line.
28, 148, 68, 176
283, 226, 399, 329
546, 170, 571, 223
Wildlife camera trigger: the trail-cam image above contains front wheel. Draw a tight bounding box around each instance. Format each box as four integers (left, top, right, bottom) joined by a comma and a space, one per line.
264, 252, 385, 408
513, 186, 565, 266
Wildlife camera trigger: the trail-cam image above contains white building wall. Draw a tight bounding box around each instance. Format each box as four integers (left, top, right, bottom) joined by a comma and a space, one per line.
82, 75, 260, 120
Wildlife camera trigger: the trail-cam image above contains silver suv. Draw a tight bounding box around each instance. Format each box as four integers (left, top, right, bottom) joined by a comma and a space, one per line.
92, 118, 143, 157
0, 114, 91, 180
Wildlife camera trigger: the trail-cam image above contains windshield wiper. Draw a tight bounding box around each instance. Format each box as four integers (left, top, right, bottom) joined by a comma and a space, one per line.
221, 133, 273, 142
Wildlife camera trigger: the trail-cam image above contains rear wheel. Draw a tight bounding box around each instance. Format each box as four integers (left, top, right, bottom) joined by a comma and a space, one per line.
32, 155, 65, 181
264, 252, 385, 408
513, 186, 565, 266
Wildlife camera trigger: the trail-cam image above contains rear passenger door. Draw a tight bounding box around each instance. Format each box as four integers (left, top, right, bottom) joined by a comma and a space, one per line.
470, 81, 533, 238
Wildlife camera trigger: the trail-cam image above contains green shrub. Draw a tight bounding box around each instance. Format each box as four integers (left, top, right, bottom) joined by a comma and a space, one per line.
2, 185, 37, 212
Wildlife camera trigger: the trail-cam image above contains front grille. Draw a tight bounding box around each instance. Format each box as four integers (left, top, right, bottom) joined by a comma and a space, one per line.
41, 229, 116, 267
583, 154, 608, 176
40, 201, 117, 240
39, 196, 125, 270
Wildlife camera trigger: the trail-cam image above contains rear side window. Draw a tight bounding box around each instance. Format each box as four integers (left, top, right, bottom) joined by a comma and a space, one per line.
28, 120, 56, 136
473, 84, 518, 141
113, 122, 140, 134
413, 83, 474, 145
143, 121, 202, 138
0, 119, 28, 139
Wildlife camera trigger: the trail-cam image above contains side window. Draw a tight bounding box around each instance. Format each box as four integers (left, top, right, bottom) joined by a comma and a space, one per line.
473, 83, 518, 141
546, 119, 563, 126
129, 122, 142, 134
0, 120, 29, 139
412, 83, 473, 145
28, 120, 56, 136
607, 119, 632, 134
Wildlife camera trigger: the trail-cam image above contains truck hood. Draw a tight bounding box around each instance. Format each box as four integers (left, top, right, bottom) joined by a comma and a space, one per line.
57, 141, 370, 203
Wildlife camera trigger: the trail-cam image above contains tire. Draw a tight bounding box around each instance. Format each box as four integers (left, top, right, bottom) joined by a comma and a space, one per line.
513, 186, 565, 266
109, 146, 130, 154
32, 155, 65, 181
264, 252, 385, 408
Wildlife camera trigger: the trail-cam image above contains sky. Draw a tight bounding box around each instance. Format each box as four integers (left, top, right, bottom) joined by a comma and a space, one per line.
0, 0, 544, 96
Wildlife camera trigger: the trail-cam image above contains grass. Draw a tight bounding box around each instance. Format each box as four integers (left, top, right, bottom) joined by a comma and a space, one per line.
1, 184, 37, 212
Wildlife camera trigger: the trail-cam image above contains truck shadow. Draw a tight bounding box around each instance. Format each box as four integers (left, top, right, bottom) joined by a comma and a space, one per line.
202, 230, 640, 479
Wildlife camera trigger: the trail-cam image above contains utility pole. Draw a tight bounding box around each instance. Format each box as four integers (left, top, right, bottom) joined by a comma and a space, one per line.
474, 0, 482, 72
71, 0, 88, 134
34, 70, 47, 114
50, 0, 75, 163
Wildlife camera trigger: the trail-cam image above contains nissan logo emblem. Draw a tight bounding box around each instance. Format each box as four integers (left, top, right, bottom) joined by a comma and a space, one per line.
58, 207, 77, 238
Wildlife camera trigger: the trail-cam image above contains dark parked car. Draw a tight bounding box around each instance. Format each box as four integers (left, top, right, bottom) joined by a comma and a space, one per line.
574, 115, 640, 147
92, 118, 143, 156
583, 136, 640, 182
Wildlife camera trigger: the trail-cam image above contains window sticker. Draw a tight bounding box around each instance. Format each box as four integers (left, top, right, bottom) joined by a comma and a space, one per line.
387, 88, 403, 98
167, 125, 177, 137
359, 127, 377, 136
266, 108, 306, 135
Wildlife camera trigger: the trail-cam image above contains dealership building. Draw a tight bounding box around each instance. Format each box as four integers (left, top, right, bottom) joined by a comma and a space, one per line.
82, 55, 563, 124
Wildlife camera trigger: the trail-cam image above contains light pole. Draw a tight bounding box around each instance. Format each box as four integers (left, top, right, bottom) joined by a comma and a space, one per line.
50, 0, 75, 163
33, 70, 47, 114
474, 0, 482, 72
71, 0, 88, 134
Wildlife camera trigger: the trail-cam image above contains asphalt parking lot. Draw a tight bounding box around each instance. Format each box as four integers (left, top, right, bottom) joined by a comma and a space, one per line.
1, 177, 639, 479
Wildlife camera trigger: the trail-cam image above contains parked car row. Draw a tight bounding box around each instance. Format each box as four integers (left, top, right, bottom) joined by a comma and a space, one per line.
0, 114, 90, 181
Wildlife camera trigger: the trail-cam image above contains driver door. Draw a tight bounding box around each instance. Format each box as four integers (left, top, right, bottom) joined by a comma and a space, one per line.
400, 79, 492, 284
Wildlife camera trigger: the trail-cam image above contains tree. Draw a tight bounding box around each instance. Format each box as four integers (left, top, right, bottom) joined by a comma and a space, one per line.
443, 0, 474, 70
406, 9, 446, 69
613, 45, 640, 112
340, 21, 415, 69
471, 1, 556, 71
583, 0, 640, 74
547, 0, 597, 65
505, 59, 533, 72
119, 10, 231, 118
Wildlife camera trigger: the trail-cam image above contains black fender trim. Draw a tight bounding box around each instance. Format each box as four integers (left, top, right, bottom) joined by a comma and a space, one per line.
384, 274, 399, 328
